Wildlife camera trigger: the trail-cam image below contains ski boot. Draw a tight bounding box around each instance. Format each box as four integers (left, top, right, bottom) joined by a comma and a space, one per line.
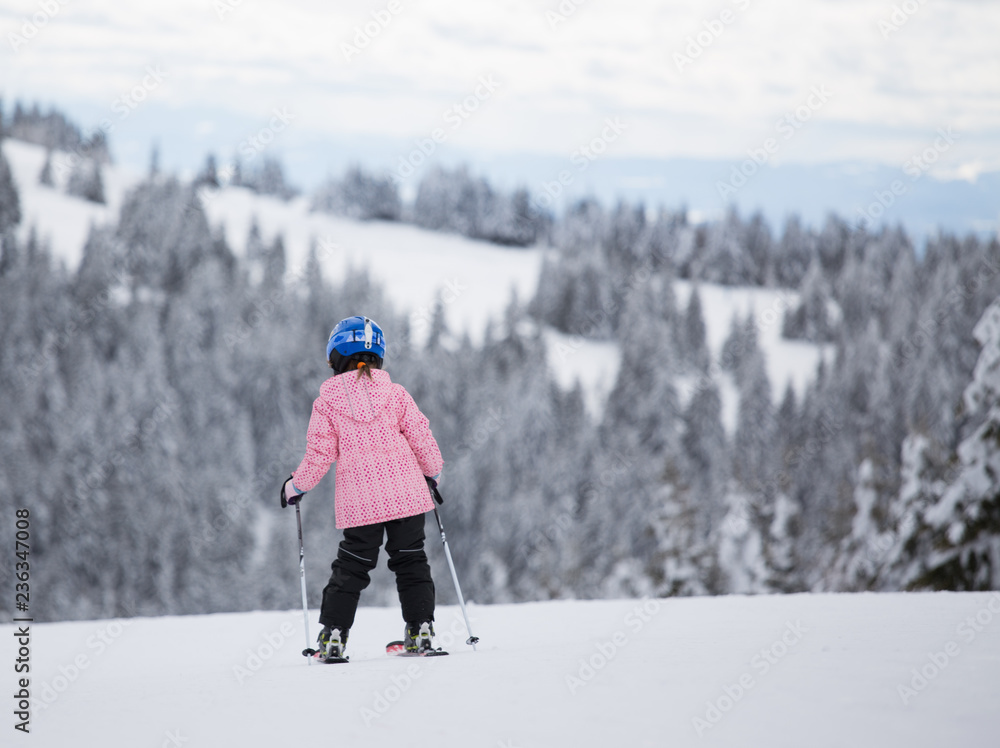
404, 621, 435, 654
317, 626, 349, 662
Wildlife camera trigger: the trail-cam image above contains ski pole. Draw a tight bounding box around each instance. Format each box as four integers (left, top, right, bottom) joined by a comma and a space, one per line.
429, 484, 479, 650
295, 501, 314, 664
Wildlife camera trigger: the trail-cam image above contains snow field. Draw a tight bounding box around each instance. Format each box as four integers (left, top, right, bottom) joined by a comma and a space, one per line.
8, 592, 1000, 747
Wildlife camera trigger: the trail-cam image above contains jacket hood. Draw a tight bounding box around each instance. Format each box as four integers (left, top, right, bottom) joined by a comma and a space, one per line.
319, 368, 395, 424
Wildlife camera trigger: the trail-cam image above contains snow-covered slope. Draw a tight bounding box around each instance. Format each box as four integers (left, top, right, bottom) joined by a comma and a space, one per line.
3, 139, 125, 262
10, 592, 999, 747
200, 185, 546, 348
3, 138, 829, 419
2, 139, 545, 346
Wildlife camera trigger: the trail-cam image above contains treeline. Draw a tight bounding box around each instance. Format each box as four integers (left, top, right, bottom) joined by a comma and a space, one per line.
311, 163, 549, 247
1, 101, 109, 205
2, 111, 1000, 623
530, 196, 1000, 595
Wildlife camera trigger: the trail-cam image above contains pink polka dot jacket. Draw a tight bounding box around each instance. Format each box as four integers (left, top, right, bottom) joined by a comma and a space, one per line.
292, 369, 443, 529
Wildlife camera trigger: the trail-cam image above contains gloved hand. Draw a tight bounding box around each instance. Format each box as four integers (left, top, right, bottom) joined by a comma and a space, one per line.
425, 474, 444, 505
280, 475, 305, 508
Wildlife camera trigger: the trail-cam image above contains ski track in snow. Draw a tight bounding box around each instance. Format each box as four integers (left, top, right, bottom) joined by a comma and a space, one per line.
5, 139, 828, 422
7, 593, 1000, 747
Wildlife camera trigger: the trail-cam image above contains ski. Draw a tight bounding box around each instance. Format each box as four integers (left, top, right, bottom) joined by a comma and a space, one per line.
319, 654, 349, 664
303, 647, 349, 664
385, 640, 449, 657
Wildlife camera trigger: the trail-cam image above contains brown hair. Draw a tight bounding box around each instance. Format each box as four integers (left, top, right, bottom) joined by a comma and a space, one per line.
329, 351, 382, 376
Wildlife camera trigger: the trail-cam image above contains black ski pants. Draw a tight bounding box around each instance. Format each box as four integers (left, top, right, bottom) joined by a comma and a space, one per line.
319, 513, 435, 631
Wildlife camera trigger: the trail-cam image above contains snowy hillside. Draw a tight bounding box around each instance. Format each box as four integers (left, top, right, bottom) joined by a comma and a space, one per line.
10, 592, 1000, 747
3, 138, 829, 418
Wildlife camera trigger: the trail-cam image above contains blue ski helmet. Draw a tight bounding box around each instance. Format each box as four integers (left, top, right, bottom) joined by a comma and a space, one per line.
326, 316, 386, 371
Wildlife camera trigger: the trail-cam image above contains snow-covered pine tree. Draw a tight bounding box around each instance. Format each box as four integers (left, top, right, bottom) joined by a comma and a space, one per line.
826, 458, 897, 590
772, 215, 813, 288
194, 154, 220, 188
313, 166, 401, 221
716, 484, 771, 593
909, 297, 1000, 589
720, 312, 760, 387
38, 148, 54, 187
691, 207, 755, 285
782, 256, 836, 342
816, 214, 849, 279
878, 433, 946, 590
659, 378, 728, 593
742, 210, 773, 285
0, 137, 21, 233
242, 156, 297, 200
652, 479, 714, 596
530, 245, 615, 338
681, 286, 710, 372
66, 157, 105, 204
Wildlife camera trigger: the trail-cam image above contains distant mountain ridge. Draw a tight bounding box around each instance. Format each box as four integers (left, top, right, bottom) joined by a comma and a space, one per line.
5, 99, 993, 242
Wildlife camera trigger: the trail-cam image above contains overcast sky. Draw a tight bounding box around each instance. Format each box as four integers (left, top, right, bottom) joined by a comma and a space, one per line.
3, 0, 999, 184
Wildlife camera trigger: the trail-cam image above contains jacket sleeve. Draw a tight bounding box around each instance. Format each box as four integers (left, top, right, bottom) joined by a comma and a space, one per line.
291, 397, 339, 492
397, 386, 444, 478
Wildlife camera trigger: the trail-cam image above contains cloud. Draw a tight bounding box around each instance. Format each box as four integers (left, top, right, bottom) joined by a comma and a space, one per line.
2, 0, 998, 168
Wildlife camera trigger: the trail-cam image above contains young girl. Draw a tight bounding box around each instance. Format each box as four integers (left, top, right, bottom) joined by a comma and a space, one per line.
280, 315, 443, 660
